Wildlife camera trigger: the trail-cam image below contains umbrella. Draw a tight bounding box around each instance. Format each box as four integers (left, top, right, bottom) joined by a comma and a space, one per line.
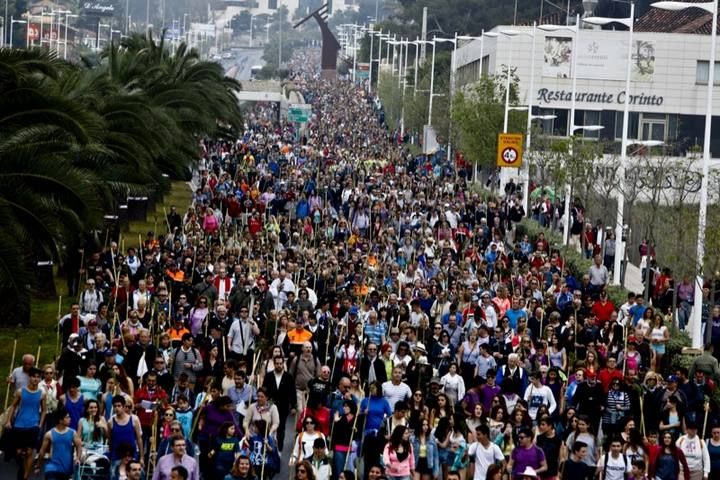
530, 186, 556, 201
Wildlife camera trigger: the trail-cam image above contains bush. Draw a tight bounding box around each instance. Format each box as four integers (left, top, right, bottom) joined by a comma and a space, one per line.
667, 327, 693, 372
515, 218, 595, 282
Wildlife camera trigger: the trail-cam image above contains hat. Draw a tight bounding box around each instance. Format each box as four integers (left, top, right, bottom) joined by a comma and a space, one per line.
666, 375, 678, 383
312, 438, 326, 449
349, 306, 359, 315
430, 377, 442, 385
586, 371, 597, 381
104, 350, 115, 357
521, 467, 538, 478
390, 327, 400, 334
480, 291, 491, 298
414, 342, 427, 354
627, 335, 637, 344
88, 319, 98, 326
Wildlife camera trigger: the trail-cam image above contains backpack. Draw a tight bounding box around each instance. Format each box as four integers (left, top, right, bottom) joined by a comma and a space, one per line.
602, 451, 628, 480
173, 347, 199, 366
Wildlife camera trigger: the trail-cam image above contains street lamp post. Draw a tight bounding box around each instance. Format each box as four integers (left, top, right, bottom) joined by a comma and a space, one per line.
497, 28, 535, 197
539, 15, 604, 245
64, 13, 78, 59
582, 4, 636, 286
427, 37, 437, 126
9, 16, 26, 48
653, 0, 717, 347
434, 35, 458, 162
249, 14, 254, 47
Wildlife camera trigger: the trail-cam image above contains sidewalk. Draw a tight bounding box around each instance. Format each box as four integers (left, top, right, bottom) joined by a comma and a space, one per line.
623, 261, 646, 295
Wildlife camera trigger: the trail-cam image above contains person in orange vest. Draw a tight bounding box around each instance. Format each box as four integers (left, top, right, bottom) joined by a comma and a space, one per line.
287, 320, 313, 359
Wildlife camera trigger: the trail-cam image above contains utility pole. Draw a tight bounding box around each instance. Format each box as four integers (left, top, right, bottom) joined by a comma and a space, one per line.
420, 7, 427, 62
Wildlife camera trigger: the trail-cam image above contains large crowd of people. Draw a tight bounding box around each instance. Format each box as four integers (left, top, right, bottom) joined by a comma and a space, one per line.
4, 48, 720, 480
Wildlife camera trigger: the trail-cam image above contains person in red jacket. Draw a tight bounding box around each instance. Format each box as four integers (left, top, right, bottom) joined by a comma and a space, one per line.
591, 291, 616, 326
134, 371, 169, 444
597, 356, 624, 394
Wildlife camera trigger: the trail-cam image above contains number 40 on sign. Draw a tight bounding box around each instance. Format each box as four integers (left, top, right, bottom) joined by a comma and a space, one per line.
496, 133, 524, 168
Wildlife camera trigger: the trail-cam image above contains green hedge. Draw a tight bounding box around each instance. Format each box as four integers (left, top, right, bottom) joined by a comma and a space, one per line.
513, 218, 692, 374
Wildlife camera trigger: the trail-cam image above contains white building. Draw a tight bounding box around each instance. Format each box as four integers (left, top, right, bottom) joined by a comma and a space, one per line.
452, 15, 720, 156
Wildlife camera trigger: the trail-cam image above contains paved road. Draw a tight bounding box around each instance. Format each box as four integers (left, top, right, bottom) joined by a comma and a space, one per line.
0, 417, 298, 479
221, 47, 266, 81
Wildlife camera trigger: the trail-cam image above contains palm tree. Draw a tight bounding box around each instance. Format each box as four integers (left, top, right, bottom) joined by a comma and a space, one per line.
0, 35, 243, 319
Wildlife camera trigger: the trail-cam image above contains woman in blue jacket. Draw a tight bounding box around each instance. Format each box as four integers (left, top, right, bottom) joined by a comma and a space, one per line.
411, 418, 441, 480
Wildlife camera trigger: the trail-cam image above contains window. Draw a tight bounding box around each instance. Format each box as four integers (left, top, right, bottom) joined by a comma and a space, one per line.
537, 107, 568, 137
640, 113, 667, 142
614, 111, 640, 140
696, 60, 720, 85
481, 55, 490, 77
581, 110, 601, 139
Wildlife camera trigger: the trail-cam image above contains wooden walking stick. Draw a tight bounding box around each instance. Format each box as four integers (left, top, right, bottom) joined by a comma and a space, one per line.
35, 336, 42, 367
55, 295, 63, 358
639, 394, 646, 437
4, 333, 18, 410
622, 322, 630, 376
703, 400, 710, 438
147, 407, 159, 479
77, 249, 85, 304
344, 403, 362, 471
260, 418, 272, 480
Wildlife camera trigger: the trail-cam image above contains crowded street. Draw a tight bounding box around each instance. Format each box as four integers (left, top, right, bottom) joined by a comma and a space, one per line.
3, 42, 720, 480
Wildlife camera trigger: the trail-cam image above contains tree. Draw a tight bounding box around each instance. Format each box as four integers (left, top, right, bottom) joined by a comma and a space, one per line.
0, 34, 242, 317
451, 68, 526, 167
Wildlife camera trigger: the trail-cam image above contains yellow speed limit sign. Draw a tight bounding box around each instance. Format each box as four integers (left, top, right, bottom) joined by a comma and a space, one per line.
496, 133, 524, 168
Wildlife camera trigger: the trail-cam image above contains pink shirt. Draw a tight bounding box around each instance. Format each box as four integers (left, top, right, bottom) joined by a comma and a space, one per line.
383, 443, 415, 477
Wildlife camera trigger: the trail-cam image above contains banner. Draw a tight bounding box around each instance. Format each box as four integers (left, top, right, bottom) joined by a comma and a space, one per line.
543, 36, 572, 79
543, 36, 655, 82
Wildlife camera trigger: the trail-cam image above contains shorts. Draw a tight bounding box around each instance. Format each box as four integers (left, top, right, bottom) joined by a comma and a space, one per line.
13, 427, 40, 450
415, 457, 432, 475
652, 344, 666, 354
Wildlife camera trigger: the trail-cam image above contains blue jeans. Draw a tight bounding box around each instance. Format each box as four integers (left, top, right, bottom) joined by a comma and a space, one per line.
333, 451, 348, 480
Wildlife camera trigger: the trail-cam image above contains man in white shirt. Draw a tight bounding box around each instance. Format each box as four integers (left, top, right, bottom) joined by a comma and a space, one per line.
381, 367, 412, 411
270, 269, 295, 310
596, 437, 630, 480
468, 424, 505, 480
676, 422, 710, 480
523, 371, 557, 421
588, 255, 609, 292
227, 306, 260, 363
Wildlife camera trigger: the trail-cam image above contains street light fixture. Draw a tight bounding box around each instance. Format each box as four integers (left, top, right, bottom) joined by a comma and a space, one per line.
495, 27, 536, 197
653, 0, 716, 347
582, 4, 635, 286
538, 16, 604, 244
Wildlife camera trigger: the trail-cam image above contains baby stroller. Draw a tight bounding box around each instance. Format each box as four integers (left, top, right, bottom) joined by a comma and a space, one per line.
74, 450, 110, 480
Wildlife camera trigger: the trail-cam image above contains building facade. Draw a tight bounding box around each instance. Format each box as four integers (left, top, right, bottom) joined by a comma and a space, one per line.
453, 25, 720, 156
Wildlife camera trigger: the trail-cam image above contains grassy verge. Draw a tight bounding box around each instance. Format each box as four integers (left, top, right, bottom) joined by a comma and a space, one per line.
0, 181, 192, 384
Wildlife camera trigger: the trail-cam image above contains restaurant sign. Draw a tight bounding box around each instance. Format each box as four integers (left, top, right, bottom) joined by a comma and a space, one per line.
536, 88, 664, 106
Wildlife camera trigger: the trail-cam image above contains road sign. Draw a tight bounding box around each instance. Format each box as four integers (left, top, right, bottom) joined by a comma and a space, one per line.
496, 133, 523, 168
288, 103, 311, 123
